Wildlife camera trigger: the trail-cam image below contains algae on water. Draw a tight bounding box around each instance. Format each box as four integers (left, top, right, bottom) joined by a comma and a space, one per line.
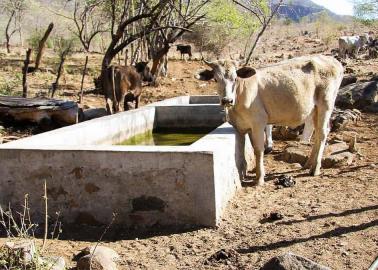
118, 129, 213, 146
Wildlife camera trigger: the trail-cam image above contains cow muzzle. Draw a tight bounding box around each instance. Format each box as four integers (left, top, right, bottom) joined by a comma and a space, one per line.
221, 97, 233, 106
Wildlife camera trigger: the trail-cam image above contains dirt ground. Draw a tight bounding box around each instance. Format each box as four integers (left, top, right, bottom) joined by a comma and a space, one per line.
0, 31, 377, 269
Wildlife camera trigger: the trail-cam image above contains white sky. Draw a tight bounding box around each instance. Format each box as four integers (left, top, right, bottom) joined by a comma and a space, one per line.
312, 0, 354, 15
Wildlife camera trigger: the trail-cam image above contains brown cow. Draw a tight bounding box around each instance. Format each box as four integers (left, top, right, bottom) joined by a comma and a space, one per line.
101, 65, 142, 114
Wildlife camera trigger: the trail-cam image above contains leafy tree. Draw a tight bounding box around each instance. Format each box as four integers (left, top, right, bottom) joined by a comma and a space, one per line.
233, 0, 284, 64
354, 0, 378, 24
193, 0, 258, 56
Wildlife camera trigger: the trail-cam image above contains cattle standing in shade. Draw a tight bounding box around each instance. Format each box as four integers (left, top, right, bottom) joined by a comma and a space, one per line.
368, 39, 378, 59
202, 55, 343, 185
99, 65, 143, 114
339, 35, 369, 58
134, 61, 155, 83
176, 44, 192, 60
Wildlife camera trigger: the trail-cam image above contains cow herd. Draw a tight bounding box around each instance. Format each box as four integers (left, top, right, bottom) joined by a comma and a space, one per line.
99, 44, 193, 114
338, 33, 378, 59
95, 33, 378, 184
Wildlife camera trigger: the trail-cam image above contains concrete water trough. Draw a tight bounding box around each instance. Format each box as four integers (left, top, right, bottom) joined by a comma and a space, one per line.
0, 96, 253, 227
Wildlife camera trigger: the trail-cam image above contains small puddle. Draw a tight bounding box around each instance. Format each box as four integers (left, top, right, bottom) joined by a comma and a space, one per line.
117, 128, 214, 146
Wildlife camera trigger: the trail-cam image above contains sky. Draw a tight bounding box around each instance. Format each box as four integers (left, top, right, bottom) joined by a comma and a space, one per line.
312, 0, 354, 16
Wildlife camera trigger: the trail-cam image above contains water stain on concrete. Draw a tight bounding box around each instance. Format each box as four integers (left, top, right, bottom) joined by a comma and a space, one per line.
84, 183, 100, 194
70, 167, 84, 179
48, 186, 68, 200
75, 212, 101, 225
132, 196, 166, 212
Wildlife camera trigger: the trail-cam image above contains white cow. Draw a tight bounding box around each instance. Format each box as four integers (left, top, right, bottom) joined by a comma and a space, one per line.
203, 55, 343, 185
339, 34, 369, 58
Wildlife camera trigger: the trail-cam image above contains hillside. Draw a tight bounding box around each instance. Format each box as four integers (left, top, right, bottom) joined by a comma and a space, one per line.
272, 0, 353, 22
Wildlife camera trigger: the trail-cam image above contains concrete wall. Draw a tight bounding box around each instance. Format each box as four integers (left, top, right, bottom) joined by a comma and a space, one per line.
192, 123, 254, 222
155, 105, 224, 130
4, 106, 156, 147
189, 96, 219, 104
0, 96, 253, 227
0, 147, 217, 227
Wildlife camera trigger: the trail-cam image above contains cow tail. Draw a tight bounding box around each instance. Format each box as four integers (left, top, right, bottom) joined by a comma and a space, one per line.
111, 66, 118, 111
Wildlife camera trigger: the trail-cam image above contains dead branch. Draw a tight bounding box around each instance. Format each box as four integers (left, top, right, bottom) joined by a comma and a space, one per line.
34, 23, 54, 70
22, 49, 32, 98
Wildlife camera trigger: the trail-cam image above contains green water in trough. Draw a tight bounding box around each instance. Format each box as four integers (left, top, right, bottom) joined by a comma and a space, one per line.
118, 128, 214, 146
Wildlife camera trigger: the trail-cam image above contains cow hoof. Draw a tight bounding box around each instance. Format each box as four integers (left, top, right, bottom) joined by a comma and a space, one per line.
256, 179, 265, 186
309, 168, 321, 176
264, 147, 273, 154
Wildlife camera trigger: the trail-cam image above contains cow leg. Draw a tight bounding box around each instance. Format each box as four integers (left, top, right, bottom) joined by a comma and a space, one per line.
105, 98, 113, 115
135, 95, 140, 109
264, 125, 273, 154
309, 105, 332, 176
248, 126, 266, 186
300, 112, 314, 143
304, 109, 318, 169
119, 93, 126, 112
340, 48, 346, 59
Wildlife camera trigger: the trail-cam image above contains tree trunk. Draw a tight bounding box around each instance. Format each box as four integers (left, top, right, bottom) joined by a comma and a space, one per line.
79, 55, 89, 104
0, 96, 78, 127
151, 45, 170, 75
35, 23, 54, 70
5, 11, 15, 54
22, 49, 32, 98
51, 53, 67, 98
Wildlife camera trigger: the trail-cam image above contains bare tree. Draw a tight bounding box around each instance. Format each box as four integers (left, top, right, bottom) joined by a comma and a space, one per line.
1, 0, 26, 53
233, 0, 284, 64
51, 38, 75, 98
71, 0, 108, 52
34, 23, 54, 70
22, 49, 32, 98
147, 1, 210, 78
96, 0, 170, 94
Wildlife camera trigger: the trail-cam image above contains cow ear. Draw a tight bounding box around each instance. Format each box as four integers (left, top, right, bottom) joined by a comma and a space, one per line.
236, 67, 256, 78
195, 69, 214, 81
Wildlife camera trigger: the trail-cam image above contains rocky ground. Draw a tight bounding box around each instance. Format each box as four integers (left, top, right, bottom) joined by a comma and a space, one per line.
0, 29, 377, 269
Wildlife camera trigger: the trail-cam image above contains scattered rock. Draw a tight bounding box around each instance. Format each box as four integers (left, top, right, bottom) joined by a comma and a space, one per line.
81, 245, 120, 262
76, 246, 119, 270
279, 144, 308, 165
336, 80, 378, 111
330, 109, 361, 132
262, 212, 284, 222
340, 74, 358, 87
261, 252, 331, 270
341, 251, 349, 257
77, 254, 117, 270
275, 175, 296, 188
205, 248, 239, 265
279, 142, 355, 168
4, 240, 35, 262
323, 142, 355, 168
365, 102, 378, 113
348, 136, 358, 153
41, 256, 66, 270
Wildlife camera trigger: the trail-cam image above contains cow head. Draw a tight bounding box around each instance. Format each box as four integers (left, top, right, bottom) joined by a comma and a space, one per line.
134, 61, 155, 83
202, 59, 256, 107
360, 34, 369, 45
